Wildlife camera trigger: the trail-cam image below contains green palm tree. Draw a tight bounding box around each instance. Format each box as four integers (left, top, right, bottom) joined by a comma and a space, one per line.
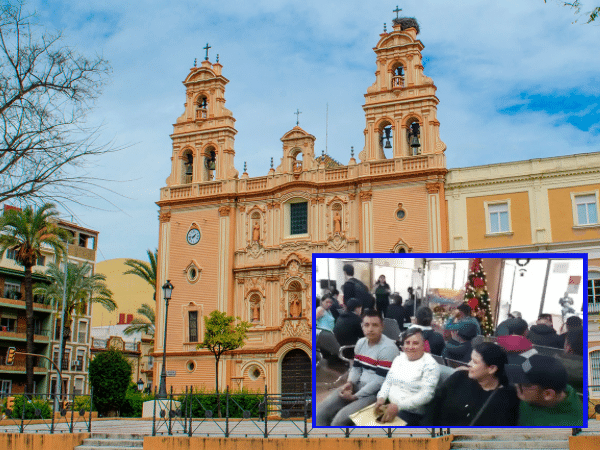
34, 262, 116, 368
0, 203, 68, 393
123, 249, 157, 336
123, 303, 155, 336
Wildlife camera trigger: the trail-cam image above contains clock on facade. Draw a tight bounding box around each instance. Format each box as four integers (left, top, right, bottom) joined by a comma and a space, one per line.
186, 228, 201, 245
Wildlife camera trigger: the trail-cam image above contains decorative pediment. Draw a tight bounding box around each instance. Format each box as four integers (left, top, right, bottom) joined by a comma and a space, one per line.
280, 126, 316, 142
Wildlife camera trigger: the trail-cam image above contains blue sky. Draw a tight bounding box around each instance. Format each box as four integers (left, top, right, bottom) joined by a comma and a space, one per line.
21, 0, 600, 262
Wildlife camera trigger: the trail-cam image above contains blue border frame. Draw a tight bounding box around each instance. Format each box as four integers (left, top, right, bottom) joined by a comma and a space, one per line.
311, 252, 588, 429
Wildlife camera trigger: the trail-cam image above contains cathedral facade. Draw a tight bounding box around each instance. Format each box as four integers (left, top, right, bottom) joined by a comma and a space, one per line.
155, 18, 447, 395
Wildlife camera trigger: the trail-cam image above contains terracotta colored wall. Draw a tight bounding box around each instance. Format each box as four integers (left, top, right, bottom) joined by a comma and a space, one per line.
143, 436, 453, 450
548, 184, 600, 243
372, 184, 430, 253
570, 436, 600, 449
167, 208, 220, 353
0, 433, 88, 450
466, 192, 531, 249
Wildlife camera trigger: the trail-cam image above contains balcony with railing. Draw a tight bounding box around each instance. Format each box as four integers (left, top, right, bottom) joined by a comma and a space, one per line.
0, 326, 51, 342
589, 302, 600, 314
160, 153, 446, 202
0, 354, 48, 373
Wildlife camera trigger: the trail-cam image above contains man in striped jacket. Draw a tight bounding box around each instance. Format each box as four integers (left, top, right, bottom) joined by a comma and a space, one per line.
315, 309, 400, 426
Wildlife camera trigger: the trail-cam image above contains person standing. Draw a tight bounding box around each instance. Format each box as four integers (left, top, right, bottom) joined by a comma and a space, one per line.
341, 264, 374, 311
372, 274, 391, 316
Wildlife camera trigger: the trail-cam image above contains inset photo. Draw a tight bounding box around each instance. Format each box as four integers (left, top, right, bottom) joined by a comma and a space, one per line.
312, 254, 586, 428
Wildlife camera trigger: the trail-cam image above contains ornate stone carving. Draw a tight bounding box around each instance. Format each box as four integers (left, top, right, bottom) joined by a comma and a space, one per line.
281, 319, 311, 338
426, 183, 441, 194
333, 211, 342, 234
218, 205, 231, 216
359, 191, 373, 201
327, 233, 348, 251
159, 210, 172, 223
289, 295, 302, 318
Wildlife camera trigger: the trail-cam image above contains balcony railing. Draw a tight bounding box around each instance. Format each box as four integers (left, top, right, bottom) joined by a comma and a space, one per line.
589, 302, 600, 313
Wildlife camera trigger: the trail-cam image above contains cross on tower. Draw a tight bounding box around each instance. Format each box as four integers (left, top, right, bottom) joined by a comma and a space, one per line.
393, 5, 402, 19
203, 43, 211, 61
294, 109, 302, 126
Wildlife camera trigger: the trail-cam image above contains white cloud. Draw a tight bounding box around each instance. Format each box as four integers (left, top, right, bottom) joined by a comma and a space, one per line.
21, 0, 600, 261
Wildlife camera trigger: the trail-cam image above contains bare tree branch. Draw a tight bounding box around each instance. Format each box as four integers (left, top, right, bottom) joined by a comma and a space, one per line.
0, 3, 117, 205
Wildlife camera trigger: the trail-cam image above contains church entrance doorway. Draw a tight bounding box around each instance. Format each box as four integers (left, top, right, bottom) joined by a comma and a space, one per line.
280, 349, 311, 416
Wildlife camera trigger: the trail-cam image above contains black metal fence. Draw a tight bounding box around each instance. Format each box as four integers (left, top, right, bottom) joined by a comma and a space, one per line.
0, 388, 93, 433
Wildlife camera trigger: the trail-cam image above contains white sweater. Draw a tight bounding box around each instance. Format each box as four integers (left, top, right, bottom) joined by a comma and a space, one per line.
377, 352, 440, 413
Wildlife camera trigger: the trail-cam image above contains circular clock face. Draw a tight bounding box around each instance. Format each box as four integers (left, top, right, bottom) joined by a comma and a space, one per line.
187, 229, 201, 245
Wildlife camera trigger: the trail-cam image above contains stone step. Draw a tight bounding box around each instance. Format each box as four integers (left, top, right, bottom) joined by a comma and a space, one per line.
75, 435, 144, 450
450, 439, 569, 449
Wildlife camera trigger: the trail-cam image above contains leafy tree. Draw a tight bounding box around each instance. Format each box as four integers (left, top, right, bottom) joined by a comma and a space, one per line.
545, 0, 599, 23
0, 3, 113, 204
89, 348, 131, 416
34, 261, 116, 366
0, 203, 68, 392
198, 310, 250, 417
123, 249, 157, 336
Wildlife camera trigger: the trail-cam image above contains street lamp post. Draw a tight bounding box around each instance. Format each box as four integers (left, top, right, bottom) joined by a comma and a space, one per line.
158, 280, 173, 399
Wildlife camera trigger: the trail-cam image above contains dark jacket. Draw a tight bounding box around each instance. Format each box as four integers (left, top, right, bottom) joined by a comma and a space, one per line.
333, 311, 364, 347
422, 328, 446, 357
342, 278, 374, 311
527, 324, 563, 348
422, 370, 519, 426
442, 339, 472, 363
385, 304, 410, 331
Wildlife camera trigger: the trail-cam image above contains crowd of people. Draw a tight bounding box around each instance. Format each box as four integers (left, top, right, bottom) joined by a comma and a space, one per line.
315, 264, 584, 427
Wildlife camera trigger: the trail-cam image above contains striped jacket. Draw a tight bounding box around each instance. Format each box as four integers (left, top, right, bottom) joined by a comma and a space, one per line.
348, 335, 400, 399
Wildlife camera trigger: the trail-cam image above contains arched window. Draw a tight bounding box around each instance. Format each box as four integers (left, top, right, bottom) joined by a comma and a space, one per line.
407, 119, 421, 156
392, 63, 405, 88
204, 147, 216, 179
291, 149, 303, 173
378, 122, 393, 158
196, 95, 208, 119
183, 151, 193, 184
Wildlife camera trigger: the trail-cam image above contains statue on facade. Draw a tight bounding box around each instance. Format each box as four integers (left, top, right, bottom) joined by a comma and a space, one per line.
251, 301, 260, 322
289, 295, 302, 318
333, 211, 342, 233
252, 222, 260, 242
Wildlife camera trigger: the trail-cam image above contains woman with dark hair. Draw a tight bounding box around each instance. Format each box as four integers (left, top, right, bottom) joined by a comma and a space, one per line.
422, 342, 519, 426
372, 274, 391, 316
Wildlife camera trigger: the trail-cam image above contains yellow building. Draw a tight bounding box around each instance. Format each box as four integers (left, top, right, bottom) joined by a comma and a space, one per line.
445, 152, 599, 414
155, 16, 447, 395
92, 258, 155, 390
93, 258, 155, 327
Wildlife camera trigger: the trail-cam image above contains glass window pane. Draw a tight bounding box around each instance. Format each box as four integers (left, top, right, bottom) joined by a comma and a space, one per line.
290, 202, 308, 235
499, 211, 509, 232
588, 203, 598, 224
490, 212, 499, 233
577, 203, 588, 225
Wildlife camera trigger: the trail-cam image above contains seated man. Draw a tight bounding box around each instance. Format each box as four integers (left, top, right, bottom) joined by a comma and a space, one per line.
496, 318, 537, 364
506, 354, 583, 426
315, 309, 399, 426
411, 306, 445, 356
527, 313, 562, 348
441, 322, 477, 363
333, 298, 364, 347
444, 303, 481, 337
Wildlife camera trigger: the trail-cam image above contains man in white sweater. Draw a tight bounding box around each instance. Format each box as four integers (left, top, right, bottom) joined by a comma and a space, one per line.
315, 310, 399, 426
375, 327, 440, 425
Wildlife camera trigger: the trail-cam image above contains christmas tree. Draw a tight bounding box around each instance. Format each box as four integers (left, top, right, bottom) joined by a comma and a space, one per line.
464, 258, 494, 336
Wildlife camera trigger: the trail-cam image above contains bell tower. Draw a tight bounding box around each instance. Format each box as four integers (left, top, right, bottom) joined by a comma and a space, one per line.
166, 49, 238, 186
360, 14, 446, 162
